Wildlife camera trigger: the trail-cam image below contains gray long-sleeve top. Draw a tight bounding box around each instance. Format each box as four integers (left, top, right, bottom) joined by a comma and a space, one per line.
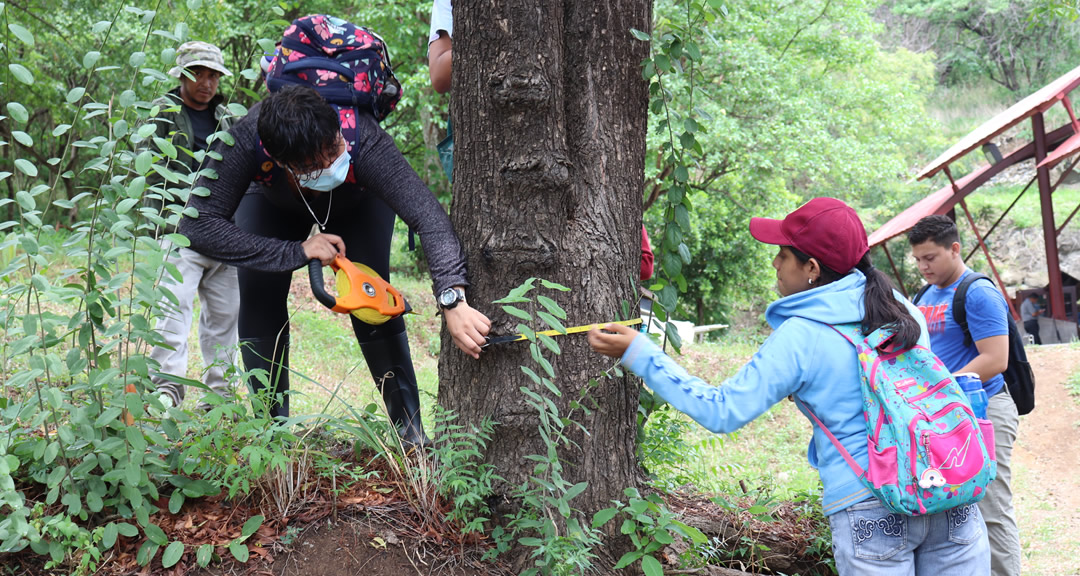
178, 102, 468, 296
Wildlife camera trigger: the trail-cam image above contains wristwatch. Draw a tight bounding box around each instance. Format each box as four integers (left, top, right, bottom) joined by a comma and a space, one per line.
437, 287, 467, 310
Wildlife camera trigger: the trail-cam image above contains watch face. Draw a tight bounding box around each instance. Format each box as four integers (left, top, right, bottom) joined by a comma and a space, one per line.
439, 289, 457, 307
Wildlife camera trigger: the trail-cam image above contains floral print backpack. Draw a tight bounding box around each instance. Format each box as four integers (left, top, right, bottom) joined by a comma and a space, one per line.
265, 14, 402, 122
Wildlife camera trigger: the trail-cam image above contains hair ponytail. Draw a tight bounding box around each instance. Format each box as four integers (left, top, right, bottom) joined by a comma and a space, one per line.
854, 255, 921, 349
790, 247, 921, 349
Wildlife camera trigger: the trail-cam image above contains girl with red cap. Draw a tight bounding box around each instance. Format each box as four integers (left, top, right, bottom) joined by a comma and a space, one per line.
590, 198, 989, 574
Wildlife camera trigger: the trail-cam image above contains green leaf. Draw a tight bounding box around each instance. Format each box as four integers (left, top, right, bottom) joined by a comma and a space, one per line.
13, 159, 36, 178
66, 87, 86, 103
592, 507, 620, 528
642, 60, 656, 80
8, 63, 33, 85
6, 102, 28, 123
162, 541, 185, 568
539, 279, 570, 291
144, 522, 168, 546
153, 136, 177, 159
501, 305, 532, 322
61, 491, 82, 514
94, 407, 123, 427
164, 233, 190, 248
12, 131, 32, 146
15, 190, 34, 211
169, 489, 185, 514
678, 243, 692, 265
673, 165, 689, 183
664, 322, 682, 349
537, 333, 561, 355
229, 540, 249, 562
86, 489, 104, 512
564, 482, 587, 502
517, 537, 544, 547
614, 550, 644, 569
83, 51, 102, 69
129, 51, 146, 67
241, 515, 264, 538
52, 124, 72, 137
116, 522, 139, 537
116, 198, 139, 214
135, 150, 153, 175
630, 28, 651, 41
137, 123, 157, 139
102, 523, 119, 549
119, 89, 136, 108
654, 53, 671, 72
536, 294, 567, 319
136, 541, 159, 566
537, 311, 566, 334
685, 40, 702, 61
641, 555, 663, 576
672, 521, 707, 544
8, 23, 34, 46
43, 441, 59, 464
520, 365, 543, 386
516, 323, 535, 341
196, 543, 214, 567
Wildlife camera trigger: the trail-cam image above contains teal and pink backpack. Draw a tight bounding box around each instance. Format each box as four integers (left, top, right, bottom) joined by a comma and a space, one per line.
801, 322, 997, 516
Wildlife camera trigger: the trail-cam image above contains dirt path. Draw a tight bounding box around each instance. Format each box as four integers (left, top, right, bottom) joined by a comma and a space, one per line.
1013, 345, 1080, 576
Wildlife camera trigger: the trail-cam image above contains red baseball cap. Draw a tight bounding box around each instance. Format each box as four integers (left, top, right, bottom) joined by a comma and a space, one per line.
749, 197, 869, 274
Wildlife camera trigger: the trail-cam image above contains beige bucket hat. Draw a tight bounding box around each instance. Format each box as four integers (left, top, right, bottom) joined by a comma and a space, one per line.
168, 41, 233, 78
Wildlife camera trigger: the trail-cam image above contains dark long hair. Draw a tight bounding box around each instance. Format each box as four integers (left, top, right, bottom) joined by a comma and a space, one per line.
258, 84, 341, 172
790, 248, 921, 349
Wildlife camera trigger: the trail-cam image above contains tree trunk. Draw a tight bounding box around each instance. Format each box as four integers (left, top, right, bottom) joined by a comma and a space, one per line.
441, 0, 651, 556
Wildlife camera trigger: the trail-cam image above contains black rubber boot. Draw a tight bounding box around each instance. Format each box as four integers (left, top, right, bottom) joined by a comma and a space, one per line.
359, 332, 429, 446
239, 335, 290, 419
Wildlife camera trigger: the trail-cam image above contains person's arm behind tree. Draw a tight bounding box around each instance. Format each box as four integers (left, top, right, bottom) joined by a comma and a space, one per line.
429, 33, 452, 94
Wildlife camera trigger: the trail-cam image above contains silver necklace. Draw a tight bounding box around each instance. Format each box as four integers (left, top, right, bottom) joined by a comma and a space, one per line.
297, 184, 333, 231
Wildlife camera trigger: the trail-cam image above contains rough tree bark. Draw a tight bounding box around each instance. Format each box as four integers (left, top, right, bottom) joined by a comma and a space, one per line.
440, 0, 652, 558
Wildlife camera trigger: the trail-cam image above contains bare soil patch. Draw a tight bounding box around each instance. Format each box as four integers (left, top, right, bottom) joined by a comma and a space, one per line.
1012, 345, 1080, 576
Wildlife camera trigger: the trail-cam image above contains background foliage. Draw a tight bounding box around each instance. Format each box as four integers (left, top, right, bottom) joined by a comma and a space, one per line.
2, 0, 1079, 572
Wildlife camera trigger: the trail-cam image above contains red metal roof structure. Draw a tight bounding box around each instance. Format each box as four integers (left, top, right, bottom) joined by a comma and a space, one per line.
870, 64, 1080, 322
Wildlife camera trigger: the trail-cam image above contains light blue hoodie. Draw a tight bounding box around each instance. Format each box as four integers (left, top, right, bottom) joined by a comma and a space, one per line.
622, 271, 929, 516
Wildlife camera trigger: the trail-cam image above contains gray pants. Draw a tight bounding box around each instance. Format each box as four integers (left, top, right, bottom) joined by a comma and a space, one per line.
981, 387, 1021, 576
150, 246, 239, 407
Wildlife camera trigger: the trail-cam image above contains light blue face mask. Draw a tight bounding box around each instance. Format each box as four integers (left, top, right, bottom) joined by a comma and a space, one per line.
297, 146, 351, 192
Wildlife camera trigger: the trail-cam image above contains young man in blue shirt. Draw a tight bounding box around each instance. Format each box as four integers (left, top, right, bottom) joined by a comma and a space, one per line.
908, 215, 1020, 576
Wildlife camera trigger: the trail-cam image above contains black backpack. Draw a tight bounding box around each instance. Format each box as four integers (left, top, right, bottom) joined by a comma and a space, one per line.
913, 273, 1035, 415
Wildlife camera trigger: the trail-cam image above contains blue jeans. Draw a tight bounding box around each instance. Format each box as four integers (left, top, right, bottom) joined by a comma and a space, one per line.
829, 498, 990, 575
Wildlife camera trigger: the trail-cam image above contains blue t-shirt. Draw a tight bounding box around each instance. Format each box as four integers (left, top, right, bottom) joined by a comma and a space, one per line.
916, 269, 1008, 397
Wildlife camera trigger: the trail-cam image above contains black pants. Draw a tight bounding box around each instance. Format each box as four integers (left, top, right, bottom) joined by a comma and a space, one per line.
1023, 319, 1041, 345
234, 188, 405, 345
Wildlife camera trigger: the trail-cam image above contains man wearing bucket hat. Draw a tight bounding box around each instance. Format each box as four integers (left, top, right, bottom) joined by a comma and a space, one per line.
590, 198, 990, 574
146, 40, 239, 413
